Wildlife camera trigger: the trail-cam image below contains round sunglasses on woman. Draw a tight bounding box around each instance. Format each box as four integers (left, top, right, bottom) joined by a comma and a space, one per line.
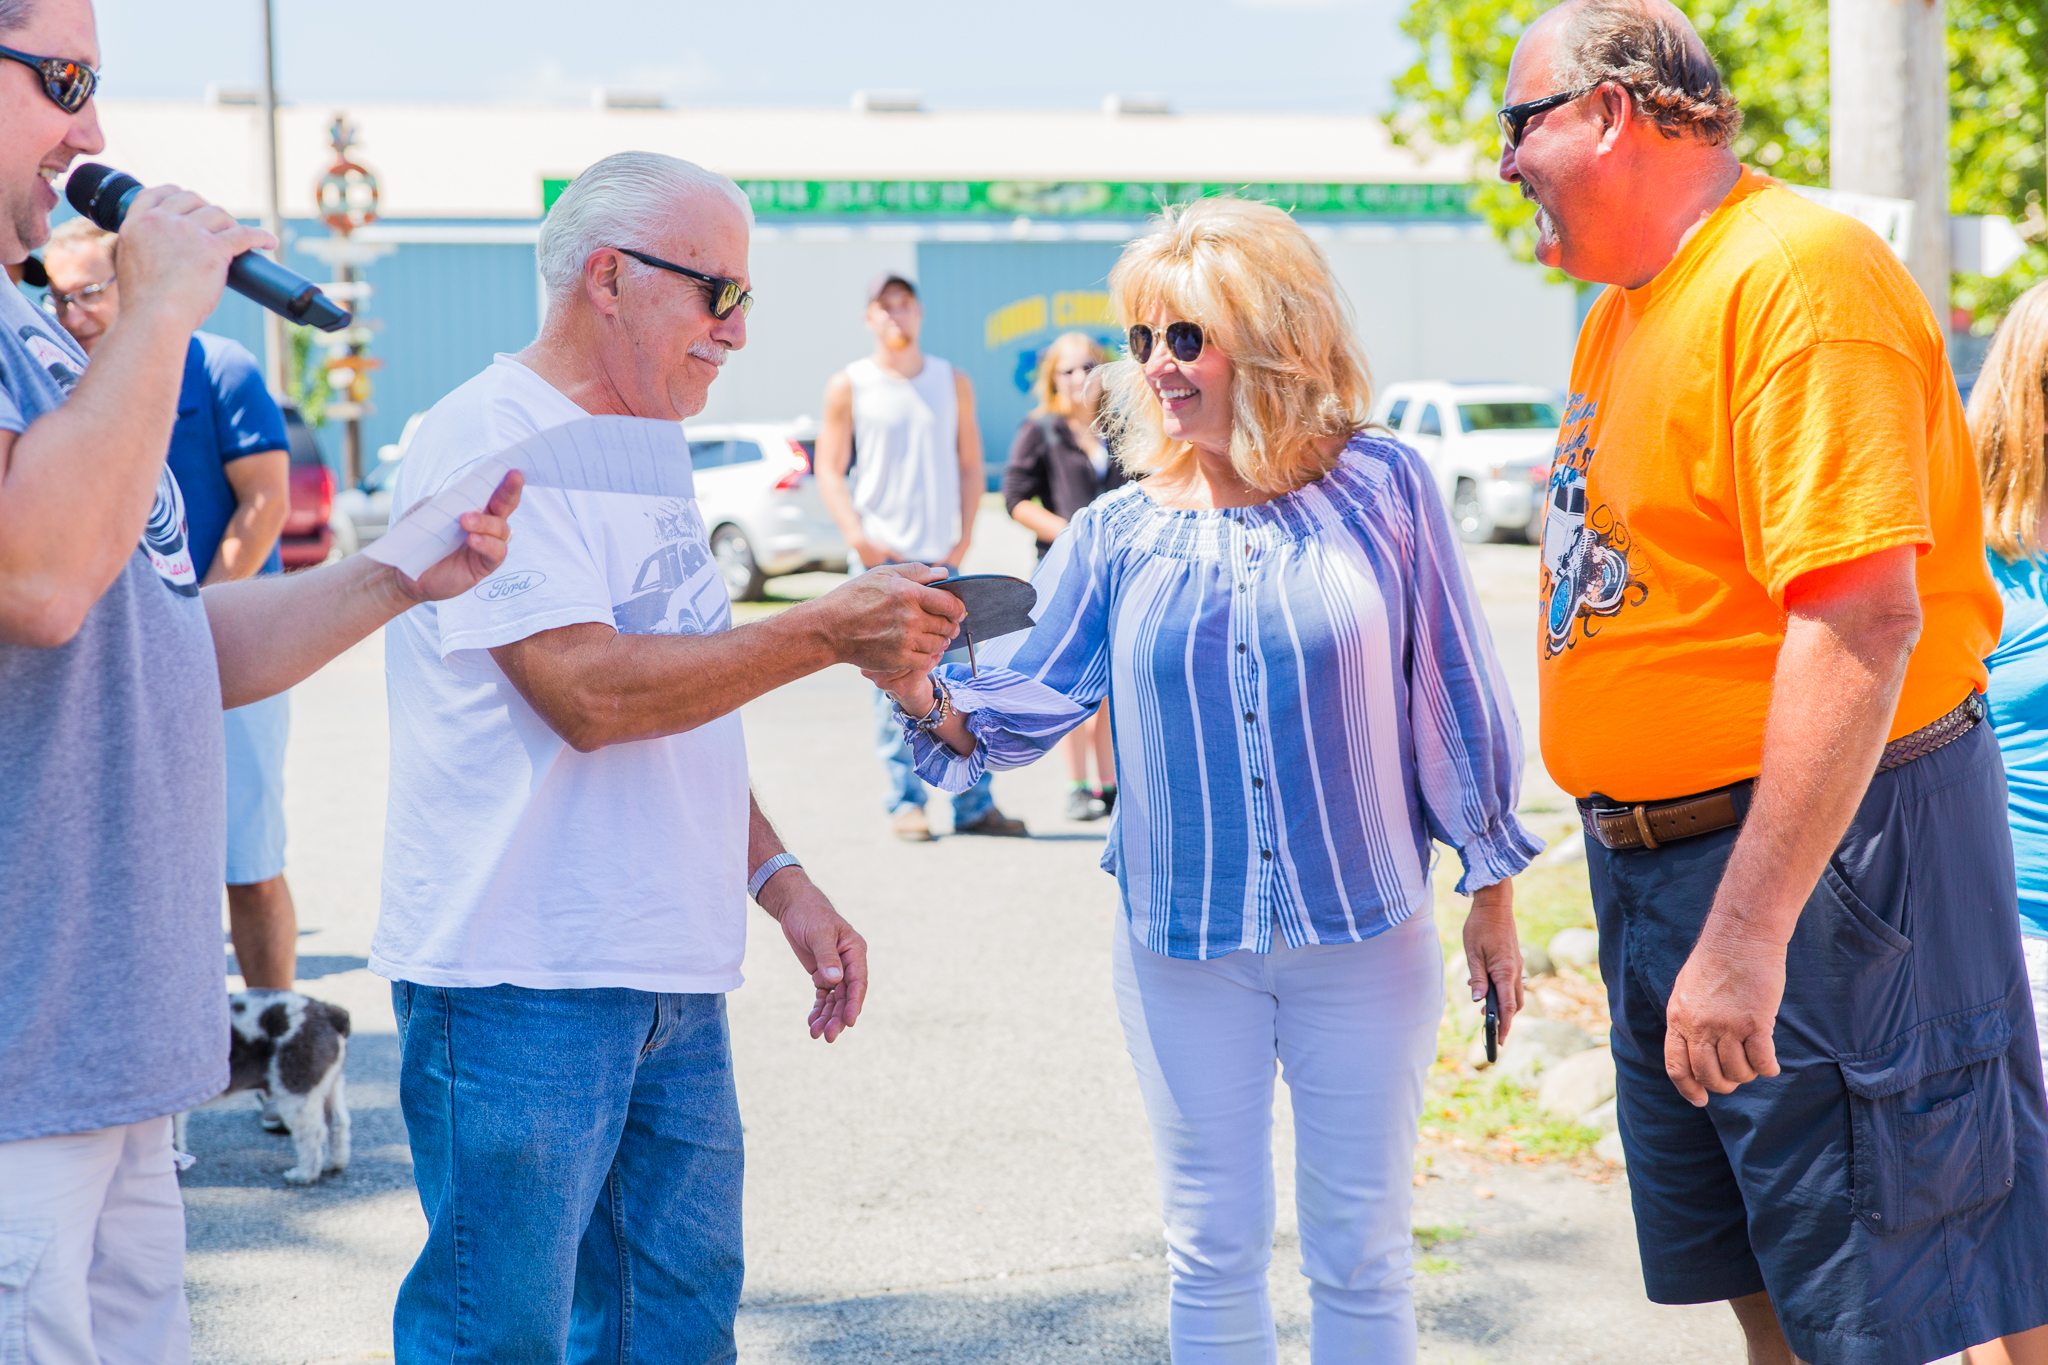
1126, 319, 1204, 364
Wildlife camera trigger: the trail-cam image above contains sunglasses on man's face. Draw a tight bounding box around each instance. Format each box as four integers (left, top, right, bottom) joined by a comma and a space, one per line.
0, 43, 97, 115
616, 247, 754, 320
1496, 85, 1596, 150
1128, 321, 1204, 365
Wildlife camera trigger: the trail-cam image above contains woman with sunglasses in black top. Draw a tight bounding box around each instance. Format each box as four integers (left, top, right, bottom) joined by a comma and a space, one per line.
1003, 331, 1126, 819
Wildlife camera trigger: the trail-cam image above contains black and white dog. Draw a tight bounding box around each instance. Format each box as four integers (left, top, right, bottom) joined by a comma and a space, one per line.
173, 988, 352, 1184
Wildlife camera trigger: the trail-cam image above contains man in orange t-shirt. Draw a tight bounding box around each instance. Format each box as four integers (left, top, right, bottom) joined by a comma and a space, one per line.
1504, 2, 2048, 1362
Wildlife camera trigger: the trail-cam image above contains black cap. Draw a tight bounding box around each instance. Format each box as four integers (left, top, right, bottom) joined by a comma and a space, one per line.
866, 271, 916, 304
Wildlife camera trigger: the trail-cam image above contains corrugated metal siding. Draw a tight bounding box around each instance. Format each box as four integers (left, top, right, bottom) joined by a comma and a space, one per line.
914, 241, 1126, 489
201, 224, 540, 470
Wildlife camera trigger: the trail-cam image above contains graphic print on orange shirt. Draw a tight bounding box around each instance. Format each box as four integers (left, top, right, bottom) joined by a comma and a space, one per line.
1538, 392, 1646, 658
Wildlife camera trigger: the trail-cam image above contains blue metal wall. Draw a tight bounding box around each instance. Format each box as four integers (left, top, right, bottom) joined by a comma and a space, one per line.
913, 241, 1126, 488
200, 220, 541, 472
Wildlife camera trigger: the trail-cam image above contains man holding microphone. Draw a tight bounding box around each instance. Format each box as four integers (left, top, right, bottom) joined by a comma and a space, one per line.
0, 0, 521, 1358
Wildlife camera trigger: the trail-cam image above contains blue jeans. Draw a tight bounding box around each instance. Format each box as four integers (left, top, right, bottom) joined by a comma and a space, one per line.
873, 685, 993, 820
391, 982, 744, 1365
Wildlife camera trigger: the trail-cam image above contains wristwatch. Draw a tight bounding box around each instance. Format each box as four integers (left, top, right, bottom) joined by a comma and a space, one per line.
748, 852, 803, 901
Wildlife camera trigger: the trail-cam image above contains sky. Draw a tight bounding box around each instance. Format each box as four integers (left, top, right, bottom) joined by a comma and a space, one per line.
96, 0, 1416, 115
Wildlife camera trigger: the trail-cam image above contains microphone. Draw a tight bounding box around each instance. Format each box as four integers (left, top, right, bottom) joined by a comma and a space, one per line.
65, 163, 351, 332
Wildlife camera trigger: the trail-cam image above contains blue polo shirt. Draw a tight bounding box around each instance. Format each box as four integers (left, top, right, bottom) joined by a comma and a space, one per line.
1987, 547, 2048, 939
168, 332, 289, 579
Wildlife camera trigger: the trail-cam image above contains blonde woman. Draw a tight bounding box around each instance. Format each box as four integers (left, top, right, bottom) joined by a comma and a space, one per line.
868, 198, 1538, 1362
1976, 282, 2048, 1087
1003, 332, 1125, 819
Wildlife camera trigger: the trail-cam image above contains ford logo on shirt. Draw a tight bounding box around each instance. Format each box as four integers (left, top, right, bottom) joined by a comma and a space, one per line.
476, 570, 546, 602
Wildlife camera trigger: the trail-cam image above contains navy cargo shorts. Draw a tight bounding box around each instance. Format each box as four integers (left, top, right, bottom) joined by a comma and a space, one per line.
1588, 722, 2048, 1365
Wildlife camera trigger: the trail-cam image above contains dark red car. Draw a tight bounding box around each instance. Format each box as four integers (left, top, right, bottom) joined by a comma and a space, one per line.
277, 407, 334, 570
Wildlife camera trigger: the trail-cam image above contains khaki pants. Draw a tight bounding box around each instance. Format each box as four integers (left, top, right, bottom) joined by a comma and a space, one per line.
0, 1118, 191, 1365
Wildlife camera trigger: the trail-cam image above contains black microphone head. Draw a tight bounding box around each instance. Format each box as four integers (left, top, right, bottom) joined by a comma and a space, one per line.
65, 163, 141, 231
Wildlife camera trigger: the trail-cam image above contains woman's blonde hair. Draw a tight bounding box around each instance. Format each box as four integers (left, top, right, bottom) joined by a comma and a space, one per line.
1971, 281, 2048, 562
1103, 196, 1373, 494
1030, 331, 1108, 419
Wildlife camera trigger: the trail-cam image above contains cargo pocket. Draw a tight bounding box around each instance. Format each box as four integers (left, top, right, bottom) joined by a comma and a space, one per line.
0, 1224, 54, 1365
1838, 1002, 2015, 1236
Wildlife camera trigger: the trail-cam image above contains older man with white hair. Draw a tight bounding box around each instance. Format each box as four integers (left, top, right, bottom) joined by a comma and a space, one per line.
376, 152, 965, 1362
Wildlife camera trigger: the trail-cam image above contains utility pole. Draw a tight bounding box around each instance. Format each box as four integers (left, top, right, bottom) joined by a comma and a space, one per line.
1829, 0, 1950, 317
258, 0, 286, 397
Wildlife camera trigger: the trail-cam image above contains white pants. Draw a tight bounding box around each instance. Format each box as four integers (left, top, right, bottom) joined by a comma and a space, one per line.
1113, 912, 1444, 1365
0, 1119, 191, 1365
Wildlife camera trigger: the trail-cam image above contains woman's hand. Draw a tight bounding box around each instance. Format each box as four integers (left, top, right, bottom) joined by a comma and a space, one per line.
1463, 878, 1524, 1044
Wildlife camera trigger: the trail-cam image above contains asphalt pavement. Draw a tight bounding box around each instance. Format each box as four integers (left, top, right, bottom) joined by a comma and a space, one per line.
181, 510, 1756, 1364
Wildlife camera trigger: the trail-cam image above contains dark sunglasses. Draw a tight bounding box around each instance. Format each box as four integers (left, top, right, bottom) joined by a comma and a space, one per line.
615, 247, 753, 320
1128, 321, 1204, 365
0, 43, 97, 115
1496, 85, 1596, 150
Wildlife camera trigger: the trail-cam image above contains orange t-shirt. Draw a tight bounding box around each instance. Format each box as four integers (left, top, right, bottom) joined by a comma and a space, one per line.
1537, 169, 1999, 802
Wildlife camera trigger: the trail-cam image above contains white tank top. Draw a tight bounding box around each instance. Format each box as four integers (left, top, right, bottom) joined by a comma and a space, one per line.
846, 355, 960, 565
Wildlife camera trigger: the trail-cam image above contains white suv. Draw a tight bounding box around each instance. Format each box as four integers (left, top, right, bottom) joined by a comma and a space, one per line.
1368, 382, 1562, 543
681, 419, 849, 600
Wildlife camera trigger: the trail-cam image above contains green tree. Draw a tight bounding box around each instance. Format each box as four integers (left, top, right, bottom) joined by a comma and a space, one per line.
285, 324, 328, 428
1390, 0, 2041, 320
1950, 0, 2048, 318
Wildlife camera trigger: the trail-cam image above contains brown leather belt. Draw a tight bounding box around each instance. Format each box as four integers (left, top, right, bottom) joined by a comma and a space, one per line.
1580, 693, 1985, 853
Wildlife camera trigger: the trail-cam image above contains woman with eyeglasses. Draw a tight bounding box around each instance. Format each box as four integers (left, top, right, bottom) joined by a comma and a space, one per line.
868, 196, 1538, 1363
1002, 331, 1126, 820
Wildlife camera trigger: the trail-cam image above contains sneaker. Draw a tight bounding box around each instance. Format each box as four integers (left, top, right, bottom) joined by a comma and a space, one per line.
1065, 788, 1107, 821
892, 807, 935, 842
1097, 787, 1118, 817
954, 807, 1029, 837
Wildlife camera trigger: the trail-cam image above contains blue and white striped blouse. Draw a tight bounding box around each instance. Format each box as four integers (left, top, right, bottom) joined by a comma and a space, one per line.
907, 431, 1543, 961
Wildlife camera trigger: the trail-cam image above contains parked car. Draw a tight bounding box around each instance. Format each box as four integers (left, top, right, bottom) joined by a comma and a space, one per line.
333, 411, 425, 550
682, 419, 848, 600
277, 405, 337, 570
1369, 382, 1563, 543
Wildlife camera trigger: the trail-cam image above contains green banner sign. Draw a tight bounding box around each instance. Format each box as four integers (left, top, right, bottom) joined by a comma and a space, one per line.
731, 179, 1471, 219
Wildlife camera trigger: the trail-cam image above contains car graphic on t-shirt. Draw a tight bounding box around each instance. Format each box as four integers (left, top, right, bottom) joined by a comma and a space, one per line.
614, 536, 730, 637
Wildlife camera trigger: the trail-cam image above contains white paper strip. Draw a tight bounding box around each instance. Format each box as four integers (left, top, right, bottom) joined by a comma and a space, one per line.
362, 415, 696, 579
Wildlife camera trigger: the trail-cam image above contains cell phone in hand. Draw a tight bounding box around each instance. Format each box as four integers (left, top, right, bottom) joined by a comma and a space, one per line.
1484, 980, 1501, 1064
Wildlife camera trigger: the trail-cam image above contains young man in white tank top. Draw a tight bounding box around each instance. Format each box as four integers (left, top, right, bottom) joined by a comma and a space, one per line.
816, 273, 1027, 842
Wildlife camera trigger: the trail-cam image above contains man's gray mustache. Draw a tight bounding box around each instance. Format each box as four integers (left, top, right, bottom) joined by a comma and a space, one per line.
688, 342, 728, 367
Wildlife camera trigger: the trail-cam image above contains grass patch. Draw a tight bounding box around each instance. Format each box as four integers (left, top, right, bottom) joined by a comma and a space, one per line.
1421, 1068, 1600, 1161
1412, 1222, 1468, 1251
1415, 1254, 1461, 1275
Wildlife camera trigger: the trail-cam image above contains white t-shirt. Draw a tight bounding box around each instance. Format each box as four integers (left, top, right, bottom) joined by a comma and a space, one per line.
846, 354, 960, 565
372, 356, 750, 993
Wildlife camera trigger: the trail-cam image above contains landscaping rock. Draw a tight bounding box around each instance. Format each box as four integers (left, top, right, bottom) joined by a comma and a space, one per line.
1548, 927, 1601, 971
1595, 1129, 1627, 1166
1538, 1047, 1616, 1123
1496, 1017, 1598, 1086
1580, 1098, 1618, 1134
1536, 827, 1587, 866
1520, 940, 1555, 978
